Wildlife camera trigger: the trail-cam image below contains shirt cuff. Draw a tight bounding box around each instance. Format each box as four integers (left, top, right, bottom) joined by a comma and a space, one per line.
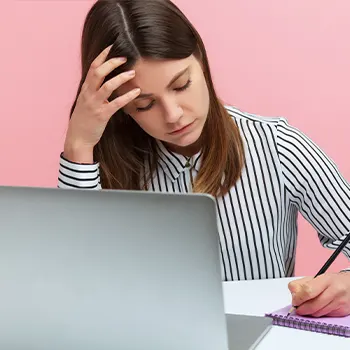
60, 152, 99, 168
58, 153, 101, 189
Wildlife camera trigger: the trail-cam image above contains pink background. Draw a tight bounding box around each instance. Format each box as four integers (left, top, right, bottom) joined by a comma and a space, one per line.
3, 0, 349, 275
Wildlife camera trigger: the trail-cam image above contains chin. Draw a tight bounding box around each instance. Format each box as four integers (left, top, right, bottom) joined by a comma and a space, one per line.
176, 136, 200, 148
169, 127, 203, 148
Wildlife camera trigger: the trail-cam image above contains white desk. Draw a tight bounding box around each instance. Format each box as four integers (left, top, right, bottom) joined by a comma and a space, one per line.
222, 277, 349, 349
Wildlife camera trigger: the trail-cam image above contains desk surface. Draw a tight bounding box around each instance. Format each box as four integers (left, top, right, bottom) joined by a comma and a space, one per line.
222, 277, 349, 349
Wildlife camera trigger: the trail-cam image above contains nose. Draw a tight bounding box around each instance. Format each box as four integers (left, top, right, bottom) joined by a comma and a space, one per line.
162, 96, 183, 124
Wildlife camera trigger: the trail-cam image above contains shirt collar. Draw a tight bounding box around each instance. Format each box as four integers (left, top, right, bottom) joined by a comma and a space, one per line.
156, 140, 202, 182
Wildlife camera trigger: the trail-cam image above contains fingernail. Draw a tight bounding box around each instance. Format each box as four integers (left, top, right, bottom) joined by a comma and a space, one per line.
127, 70, 135, 76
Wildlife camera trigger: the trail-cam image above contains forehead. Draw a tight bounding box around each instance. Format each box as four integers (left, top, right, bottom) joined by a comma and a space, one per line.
118, 55, 198, 94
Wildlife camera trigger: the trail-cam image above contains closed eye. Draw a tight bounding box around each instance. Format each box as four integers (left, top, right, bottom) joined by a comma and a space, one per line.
136, 79, 192, 112
136, 100, 155, 112
174, 79, 192, 92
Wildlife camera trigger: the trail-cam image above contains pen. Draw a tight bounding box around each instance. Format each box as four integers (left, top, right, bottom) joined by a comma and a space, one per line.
287, 232, 350, 317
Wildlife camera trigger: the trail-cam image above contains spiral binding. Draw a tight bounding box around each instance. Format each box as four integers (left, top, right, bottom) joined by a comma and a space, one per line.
267, 314, 350, 337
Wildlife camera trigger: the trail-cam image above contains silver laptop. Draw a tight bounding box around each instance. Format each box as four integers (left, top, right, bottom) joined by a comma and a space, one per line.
0, 186, 271, 350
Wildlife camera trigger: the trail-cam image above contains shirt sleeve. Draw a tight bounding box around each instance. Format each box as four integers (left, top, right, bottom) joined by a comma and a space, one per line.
275, 118, 350, 260
57, 153, 101, 190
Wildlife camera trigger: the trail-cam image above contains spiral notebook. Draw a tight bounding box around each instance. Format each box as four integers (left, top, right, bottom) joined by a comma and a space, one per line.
265, 305, 350, 337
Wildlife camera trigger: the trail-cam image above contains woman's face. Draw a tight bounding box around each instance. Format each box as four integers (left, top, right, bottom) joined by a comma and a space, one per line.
119, 55, 210, 154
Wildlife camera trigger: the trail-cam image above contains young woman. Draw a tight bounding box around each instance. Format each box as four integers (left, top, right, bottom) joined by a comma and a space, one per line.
58, 0, 350, 317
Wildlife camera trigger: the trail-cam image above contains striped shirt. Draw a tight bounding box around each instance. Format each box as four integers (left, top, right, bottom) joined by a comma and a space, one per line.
58, 106, 350, 281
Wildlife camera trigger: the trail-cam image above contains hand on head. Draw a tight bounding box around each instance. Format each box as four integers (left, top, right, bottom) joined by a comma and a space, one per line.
64, 45, 141, 163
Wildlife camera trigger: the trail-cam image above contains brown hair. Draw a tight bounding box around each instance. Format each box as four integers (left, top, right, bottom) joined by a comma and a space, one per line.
70, 0, 244, 196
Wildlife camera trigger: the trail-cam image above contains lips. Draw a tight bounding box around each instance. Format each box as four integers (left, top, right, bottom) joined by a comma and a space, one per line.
169, 120, 195, 135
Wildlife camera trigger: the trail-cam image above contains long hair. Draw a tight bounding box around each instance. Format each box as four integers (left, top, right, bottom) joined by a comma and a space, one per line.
70, 0, 245, 196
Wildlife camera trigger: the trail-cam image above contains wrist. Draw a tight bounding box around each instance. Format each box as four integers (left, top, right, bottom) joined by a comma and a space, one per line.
63, 141, 94, 164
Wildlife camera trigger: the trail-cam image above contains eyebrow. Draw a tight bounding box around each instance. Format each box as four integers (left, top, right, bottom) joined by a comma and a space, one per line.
134, 67, 189, 100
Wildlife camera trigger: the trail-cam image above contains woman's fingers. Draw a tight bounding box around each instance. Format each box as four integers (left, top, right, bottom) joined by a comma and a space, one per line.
105, 88, 141, 115
96, 70, 136, 102
86, 56, 128, 91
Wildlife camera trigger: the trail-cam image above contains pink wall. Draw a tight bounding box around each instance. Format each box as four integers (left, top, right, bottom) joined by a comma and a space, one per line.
3, 1, 349, 275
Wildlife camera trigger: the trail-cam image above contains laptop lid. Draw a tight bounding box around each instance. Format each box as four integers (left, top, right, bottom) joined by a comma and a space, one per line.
0, 186, 229, 350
